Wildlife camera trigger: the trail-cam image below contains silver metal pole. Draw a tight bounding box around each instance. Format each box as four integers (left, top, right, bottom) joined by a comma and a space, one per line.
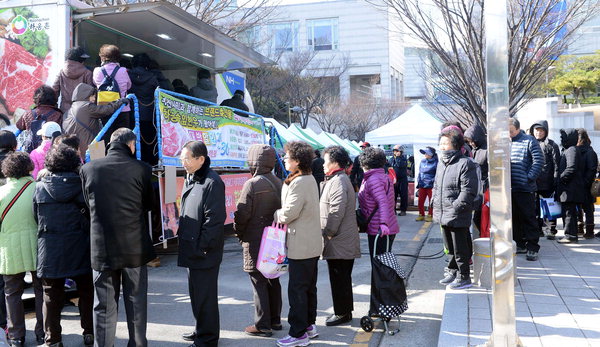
484, 0, 521, 346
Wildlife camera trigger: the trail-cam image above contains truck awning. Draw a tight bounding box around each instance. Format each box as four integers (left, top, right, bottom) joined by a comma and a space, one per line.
73, 2, 271, 72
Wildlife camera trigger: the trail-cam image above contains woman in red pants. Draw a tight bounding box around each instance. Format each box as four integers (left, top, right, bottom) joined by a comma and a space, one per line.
416, 147, 438, 222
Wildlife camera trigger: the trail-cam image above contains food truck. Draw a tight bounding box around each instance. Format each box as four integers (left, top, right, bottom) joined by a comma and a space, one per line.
0, 0, 273, 244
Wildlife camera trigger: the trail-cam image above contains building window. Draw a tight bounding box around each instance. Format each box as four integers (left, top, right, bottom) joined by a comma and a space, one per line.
307, 18, 338, 51
268, 22, 298, 52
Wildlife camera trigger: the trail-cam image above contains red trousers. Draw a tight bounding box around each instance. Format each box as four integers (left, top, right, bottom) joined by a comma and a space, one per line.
418, 188, 433, 216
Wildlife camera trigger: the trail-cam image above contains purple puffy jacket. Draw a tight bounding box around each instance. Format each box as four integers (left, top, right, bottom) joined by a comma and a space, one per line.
358, 168, 400, 235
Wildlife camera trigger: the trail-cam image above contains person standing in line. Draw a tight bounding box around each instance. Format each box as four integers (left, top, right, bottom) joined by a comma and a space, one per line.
388, 145, 408, 216
358, 147, 399, 316
16, 85, 63, 134
220, 90, 249, 116
0, 130, 15, 335
527, 121, 560, 239
0, 152, 44, 346
464, 124, 488, 235
434, 127, 479, 289
350, 142, 370, 192
34, 145, 94, 347
178, 141, 226, 347
311, 149, 325, 193
320, 146, 360, 326
234, 144, 283, 337
575, 128, 597, 239
52, 46, 93, 115
30, 122, 62, 180
415, 147, 438, 222
80, 128, 155, 347
274, 141, 322, 347
190, 68, 218, 104
509, 117, 544, 261
557, 129, 585, 243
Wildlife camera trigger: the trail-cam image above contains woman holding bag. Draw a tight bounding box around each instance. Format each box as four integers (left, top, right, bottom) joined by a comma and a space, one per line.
274, 141, 322, 347
234, 144, 283, 338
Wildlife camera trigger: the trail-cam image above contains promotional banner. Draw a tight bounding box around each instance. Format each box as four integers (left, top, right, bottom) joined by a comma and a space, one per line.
158, 91, 265, 167
159, 173, 251, 241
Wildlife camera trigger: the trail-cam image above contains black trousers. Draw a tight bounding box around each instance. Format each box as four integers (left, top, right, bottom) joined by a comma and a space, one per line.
93, 266, 148, 347
101, 111, 131, 144
536, 190, 557, 232
139, 120, 158, 166
326, 259, 355, 316
248, 271, 282, 331
287, 257, 318, 338
577, 202, 595, 226
0, 275, 6, 328
395, 176, 408, 212
3, 272, 43, 340
512, 191, 540, 252
367, 234, 395, 314
188, 266, 220, 347
563, 202, 579, 238
42, 273, 94, 345
442, 227, 472, 277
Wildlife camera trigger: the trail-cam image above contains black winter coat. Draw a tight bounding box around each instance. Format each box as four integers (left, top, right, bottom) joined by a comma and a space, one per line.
350, 155, 364, 190
312, 157, 325, 189
578, 144, 598, 204
529, 120, 560, 193
128, 66, 159, 122
34, 172, 91, 278
558, 129, 585, 203
220, 95, 249, 116
178, 157, 226, 269
388, 155, 408, 180
432, 151, 479, 228
80, 142, 155, 271
464, 124, 488, 190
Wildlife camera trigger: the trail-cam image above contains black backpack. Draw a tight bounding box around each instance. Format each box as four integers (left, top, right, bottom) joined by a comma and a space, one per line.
21, 110, 51, 153
97, 66, 121, 105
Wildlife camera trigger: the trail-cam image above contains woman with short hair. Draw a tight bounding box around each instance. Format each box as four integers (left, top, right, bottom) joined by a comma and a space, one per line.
274, 141, 322, 347
15, 85, 63, 135
320, 145, 360, 326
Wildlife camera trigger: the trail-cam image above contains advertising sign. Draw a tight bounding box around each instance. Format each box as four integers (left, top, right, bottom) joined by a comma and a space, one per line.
158, 91, 265, 167
159, 173, 251, 241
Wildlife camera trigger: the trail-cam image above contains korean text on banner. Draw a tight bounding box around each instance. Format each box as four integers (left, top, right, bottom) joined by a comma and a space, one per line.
158, 91, 265, 167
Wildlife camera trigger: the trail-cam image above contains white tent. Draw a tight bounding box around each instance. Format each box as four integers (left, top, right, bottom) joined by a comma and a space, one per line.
365, 104, 442, 146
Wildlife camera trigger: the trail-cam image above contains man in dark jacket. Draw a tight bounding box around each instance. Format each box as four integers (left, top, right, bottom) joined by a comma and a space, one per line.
575, 128, 598, 239
190, 68, 218, 104
234, 144, 283, 337
350, 142, 370, 191
178, 141, 226, 347
128, 53, 159, 165
311, 149, 325, 193
509, 118, 544, 261
388, 144, 408, 216
220, 90, 249, 116
528, 120, 560, 239
80, 128, 155, 347
464, 124, 488, 234
557, 129, 585, 243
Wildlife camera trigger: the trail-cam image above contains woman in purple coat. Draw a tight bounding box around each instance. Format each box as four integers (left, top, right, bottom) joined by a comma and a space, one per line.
358, 147, 400, 316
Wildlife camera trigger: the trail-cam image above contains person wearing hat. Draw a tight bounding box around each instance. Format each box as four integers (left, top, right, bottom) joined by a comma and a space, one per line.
30, 122, 62, 180
350, 141, 370, 191
416, 147, 438, 222
388, 144, 408, 216
52, 46, 94, 114
220, 89, 250, 116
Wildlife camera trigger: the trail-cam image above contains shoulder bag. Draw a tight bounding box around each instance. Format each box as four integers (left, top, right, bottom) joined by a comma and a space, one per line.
0, 180, 33, 230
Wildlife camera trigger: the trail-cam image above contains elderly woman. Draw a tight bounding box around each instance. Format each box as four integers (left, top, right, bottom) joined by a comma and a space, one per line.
320, 146, 360, 326
0, 152, 44, 346
234, 144, 283, 337
358, 147, 399, 316
34, 145, 93, 347
433, 127, 479, 290
16, 85, 63, 134
274, 141, 322, 347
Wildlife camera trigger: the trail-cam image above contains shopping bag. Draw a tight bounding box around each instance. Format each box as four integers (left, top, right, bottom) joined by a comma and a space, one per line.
257, 223, 288, 279
540, 196, 561, 220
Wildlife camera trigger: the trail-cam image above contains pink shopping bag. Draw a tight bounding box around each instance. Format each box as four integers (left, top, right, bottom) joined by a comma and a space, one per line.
257, 223, 288, 279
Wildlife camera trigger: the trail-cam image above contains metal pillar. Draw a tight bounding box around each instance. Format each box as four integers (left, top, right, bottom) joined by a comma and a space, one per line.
484, 0, 521, 346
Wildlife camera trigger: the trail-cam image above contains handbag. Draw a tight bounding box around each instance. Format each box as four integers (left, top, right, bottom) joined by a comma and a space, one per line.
540, 194, 561, 220
257, 222, 288, 279
591, 179, 600, 198
0, 180, 33, 230
356, 207, 378, 233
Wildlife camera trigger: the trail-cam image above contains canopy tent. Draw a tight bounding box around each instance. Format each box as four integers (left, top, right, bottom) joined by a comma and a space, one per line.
288, 125, 325, 149
263, 118, 301, 148
327, 133, 361, 157
365, 104, 442, 146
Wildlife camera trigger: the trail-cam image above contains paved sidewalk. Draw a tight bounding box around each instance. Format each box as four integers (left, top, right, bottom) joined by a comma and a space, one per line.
438, 235, 600, 347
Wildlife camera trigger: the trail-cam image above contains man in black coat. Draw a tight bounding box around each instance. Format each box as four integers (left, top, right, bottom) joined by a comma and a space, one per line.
528, 120, 560, 239
178, 141, 226, 347
464, 124, 488, 235
557, 129, 585, 243
220, 90, 249, 116
350, 142, 370, 191
80, 128, 155, 347
311, 149, 325, 193
388, 144, 408, 216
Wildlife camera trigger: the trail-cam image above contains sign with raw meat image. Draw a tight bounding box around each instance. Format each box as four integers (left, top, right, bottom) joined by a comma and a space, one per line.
158, 91, 265, 167
0, 6, 57, 118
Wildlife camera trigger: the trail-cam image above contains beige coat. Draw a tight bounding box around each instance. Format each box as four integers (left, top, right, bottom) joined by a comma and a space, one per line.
320, 171, 361, 260
276, 175, 322, 260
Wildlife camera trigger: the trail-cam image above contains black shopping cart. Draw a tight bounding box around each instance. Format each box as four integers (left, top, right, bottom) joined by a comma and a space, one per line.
360, 234, 408, 336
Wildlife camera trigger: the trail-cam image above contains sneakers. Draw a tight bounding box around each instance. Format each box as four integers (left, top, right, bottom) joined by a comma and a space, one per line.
8, 338, 24, 347
546, 232, 556, 240
415, 215, 425, 221
439, 269, 457, 285
36, 333, 45, 345
449, 276, 472, 290
325, 313, 352, 326
306, 324, 318, 339
425, 215, 433, 222
398, 211, 407, 216
244, 325, 272, 337
276, 333, 310, 347
83, 334, 94, 346
516, 247, 527, 254
526, 250, 538, 261
272, 323, 283, 331
558, 236, 578, 244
